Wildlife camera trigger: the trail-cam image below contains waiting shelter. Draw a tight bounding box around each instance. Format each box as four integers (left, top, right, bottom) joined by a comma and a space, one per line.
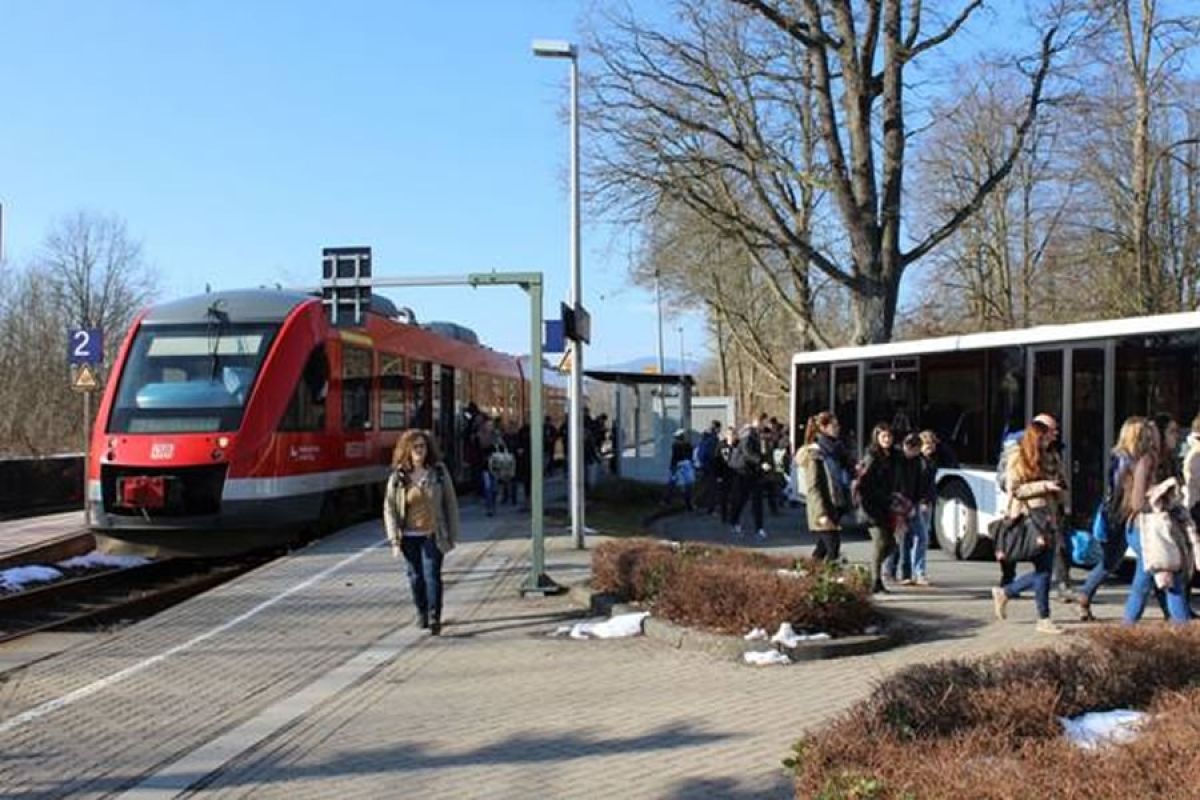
584, 369, 694, 484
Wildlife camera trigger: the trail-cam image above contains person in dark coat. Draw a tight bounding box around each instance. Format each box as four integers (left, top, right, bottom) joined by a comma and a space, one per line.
729, 421, 767, 541
857, 423, 900, 593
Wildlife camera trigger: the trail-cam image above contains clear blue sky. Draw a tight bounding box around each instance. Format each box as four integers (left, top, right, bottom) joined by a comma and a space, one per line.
0, 0, 704, 370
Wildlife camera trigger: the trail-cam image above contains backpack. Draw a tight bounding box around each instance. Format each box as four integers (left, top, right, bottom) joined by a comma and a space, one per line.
488, 444, 516, 481
695, 432, 717, 469
995, 431, 1023, 493
727, 444, 747, 474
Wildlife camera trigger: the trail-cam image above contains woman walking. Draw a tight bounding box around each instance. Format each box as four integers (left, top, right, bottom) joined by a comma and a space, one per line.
798, 412, 849, 562
857, 423, 900, 594
1122, 421, 1193, 625
384, 429, 461, 635
991, 418, 1067, 634
1076, 417, 1144, 619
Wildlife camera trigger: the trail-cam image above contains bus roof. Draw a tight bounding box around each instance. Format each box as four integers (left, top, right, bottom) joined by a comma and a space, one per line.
792, 310, 1200, 366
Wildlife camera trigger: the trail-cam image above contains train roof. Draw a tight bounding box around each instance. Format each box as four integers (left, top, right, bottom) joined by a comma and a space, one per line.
142, 289, 316, 325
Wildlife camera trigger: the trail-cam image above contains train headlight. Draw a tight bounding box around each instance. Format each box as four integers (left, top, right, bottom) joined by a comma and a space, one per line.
107, 437, 118, 450
217, 436, 230, 448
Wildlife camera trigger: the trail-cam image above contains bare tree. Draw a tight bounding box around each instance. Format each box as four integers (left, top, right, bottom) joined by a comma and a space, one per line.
40, 211, 156, 364
0, 212, 158, 456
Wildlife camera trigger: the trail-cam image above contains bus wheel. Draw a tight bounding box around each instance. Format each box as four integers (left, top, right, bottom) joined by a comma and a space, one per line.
935, 479, 981, 560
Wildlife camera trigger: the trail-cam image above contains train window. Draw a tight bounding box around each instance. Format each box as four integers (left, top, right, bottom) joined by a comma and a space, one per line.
279, 346, 328, 432
380, 353, 407, 430
342, 346, 373, 431
108, 323, 277, 434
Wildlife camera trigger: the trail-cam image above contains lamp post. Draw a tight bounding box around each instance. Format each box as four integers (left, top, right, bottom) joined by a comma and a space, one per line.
533, 38, 585, 550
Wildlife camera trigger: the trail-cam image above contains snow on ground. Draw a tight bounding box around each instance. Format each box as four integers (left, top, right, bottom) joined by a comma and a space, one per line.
57, 552, 150, 570
0, 550, 151, 594
1060, 710, 1148, 749
769, 622, 830, 648
743, 650, 791, 666
550, 612, 649, 640
0, 565, 64, 592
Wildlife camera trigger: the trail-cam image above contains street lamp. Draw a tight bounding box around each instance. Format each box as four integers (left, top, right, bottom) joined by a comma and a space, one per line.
533, 37, 586, 550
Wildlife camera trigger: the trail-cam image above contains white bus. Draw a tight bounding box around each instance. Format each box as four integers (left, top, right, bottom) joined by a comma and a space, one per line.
790, 311, 1200, 558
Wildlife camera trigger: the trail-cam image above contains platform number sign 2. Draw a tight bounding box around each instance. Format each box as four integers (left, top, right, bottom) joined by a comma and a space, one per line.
69, 328, 103, 365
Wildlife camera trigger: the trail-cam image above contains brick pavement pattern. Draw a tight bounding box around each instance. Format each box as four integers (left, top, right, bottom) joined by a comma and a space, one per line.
0, 500, 1130, 799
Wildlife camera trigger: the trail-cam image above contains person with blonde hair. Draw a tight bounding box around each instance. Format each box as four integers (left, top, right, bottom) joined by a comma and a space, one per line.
384, 429, 460, 635
1077, 416, 1146, 619
992, 418, 1067, 634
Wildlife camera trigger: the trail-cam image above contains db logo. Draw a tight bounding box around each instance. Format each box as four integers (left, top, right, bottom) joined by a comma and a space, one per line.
150, 443, 175, 460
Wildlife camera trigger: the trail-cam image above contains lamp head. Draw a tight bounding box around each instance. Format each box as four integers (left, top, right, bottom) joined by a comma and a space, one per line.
532, 39, 576, 59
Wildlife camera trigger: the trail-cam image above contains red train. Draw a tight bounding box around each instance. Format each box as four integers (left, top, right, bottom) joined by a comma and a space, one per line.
87, 289, 566, 555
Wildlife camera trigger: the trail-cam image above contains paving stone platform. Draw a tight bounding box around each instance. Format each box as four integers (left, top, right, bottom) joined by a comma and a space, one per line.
0, 498, 1134, 799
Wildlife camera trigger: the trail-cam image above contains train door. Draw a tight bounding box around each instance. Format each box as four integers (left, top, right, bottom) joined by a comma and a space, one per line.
438, 365, 457, 474
1029, 345, 1112, 528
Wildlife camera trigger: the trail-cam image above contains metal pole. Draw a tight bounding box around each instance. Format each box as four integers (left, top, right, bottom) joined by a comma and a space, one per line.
568, 55, 585, 550
83, 390, 91, 526
523, 276, 553, 592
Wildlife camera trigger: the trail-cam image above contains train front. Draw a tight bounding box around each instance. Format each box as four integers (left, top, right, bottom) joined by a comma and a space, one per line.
87, 290, 315, 556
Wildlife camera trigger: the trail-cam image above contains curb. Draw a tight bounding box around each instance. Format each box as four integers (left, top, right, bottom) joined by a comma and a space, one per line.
566, 581, 899, 662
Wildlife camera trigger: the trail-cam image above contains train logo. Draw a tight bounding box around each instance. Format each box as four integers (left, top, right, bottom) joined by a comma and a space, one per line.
150, 443, 175, 460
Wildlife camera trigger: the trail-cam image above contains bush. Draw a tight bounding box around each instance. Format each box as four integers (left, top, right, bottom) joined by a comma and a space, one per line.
789, 625, 1200, 799
590, 538, 875, 635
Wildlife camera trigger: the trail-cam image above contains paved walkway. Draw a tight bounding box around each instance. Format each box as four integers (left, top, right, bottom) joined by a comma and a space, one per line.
0, 498, 1133, 799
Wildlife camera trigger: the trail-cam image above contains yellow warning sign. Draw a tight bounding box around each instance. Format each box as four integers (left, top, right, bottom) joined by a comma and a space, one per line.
72, 363, 100, 392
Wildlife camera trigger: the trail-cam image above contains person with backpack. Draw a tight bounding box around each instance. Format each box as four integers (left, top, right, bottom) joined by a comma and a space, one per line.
798, 412, 850, 561
693, 421, 721, 512
383, 429, 460, 636
990, 418, 1067, 634
883, 432, 932, 585
711, 426, 738, 522
662, 429, 696, 511
857, 423, 901, 593
1076, 416, 1143, 620
728, 420, 766, 541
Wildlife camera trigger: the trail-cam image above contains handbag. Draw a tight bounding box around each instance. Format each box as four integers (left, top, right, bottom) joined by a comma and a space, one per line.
1071, 529, 1102, 567
1091, 502, 1109, 544
992, 515, 1047, 563
1138, 509, 1182, 573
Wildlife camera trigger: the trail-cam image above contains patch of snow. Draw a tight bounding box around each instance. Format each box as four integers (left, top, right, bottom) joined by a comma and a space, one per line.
744, 649, 791, 666
57, 553, 150, 570
770, 623, 832, 648
775, 569, 808, 579
743, 627, 768, 641
565, 611, 650, 640
1060, 710, 1148, 749
0, 565, 64, 592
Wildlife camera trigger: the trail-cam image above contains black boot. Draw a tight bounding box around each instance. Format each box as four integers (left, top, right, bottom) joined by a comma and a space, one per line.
418, 611, 430, 630
430, 611, 442, 636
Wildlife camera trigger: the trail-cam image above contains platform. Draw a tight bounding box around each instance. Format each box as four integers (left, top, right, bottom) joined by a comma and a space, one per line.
0, 501, 1136, 799
0, 510, 91, 564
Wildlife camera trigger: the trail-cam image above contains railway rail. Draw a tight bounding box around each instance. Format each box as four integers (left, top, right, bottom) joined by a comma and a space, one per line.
0, 557, 265, 645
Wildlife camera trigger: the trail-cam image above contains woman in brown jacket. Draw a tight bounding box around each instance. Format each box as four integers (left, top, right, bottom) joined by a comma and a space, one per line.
384, 429, 461, 635
798, 412, 849, 562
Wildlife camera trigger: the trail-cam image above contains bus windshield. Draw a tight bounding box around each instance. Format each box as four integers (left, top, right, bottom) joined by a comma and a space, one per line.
108, 323, 278, 433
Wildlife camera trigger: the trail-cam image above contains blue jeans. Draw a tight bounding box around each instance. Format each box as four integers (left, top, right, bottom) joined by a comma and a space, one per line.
1122, 528, 1190, 625
883, 506, 930, 580
1079, 521, 1129, 604
481, 470, 497, 514
400, 534, 444, 622
1004, 546, 1053, 619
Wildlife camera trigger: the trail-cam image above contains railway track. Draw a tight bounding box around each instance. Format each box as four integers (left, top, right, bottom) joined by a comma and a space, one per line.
0, 557, 265, 645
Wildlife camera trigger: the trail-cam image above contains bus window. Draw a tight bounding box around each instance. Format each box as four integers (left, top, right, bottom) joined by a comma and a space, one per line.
833, 365, 860, 456
920, 351, 985, 466
795, 364, 830, 425
1031, 349, 1063, 427
1115, 333, 1200, 425
865, 359, 918, 438
986, 346, 1025, 458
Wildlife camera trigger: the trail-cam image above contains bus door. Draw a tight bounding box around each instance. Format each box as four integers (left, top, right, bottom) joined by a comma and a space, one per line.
833, 363, 862, 458
1029, 345, 1113, 528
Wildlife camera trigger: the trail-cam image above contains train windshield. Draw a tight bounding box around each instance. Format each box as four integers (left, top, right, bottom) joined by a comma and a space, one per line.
108, 323, 278, 433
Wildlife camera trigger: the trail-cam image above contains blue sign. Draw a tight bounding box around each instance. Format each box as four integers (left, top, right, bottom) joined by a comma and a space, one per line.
68, 328, 103, 365
544, 319, 565, 353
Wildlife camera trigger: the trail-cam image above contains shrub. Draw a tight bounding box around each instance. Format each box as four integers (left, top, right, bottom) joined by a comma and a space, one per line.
790, 625, 1200, 799
590, 538, 875, 635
